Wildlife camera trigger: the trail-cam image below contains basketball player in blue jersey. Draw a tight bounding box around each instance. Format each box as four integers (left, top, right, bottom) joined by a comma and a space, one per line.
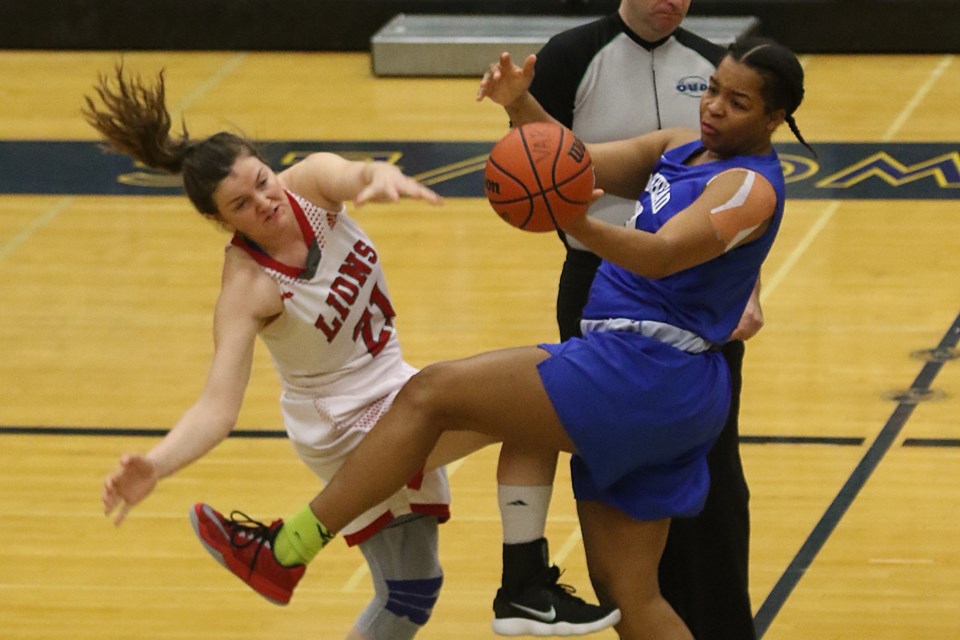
483, 3, 765, 636
131, 36, 812, 639
90, 66, 618, 639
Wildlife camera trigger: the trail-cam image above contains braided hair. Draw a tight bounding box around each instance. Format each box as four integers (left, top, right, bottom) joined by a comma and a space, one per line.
726, 37, 815, 157
82, 64, 263, 218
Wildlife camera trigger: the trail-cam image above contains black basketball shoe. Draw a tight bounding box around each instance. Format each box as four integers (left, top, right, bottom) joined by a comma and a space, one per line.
492, 564, 621, 636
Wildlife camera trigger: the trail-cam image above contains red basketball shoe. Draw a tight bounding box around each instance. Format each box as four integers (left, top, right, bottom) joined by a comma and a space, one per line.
189, 503, 306, 605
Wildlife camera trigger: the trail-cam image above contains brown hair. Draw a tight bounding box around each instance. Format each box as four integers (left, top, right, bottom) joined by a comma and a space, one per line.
82, 64, 263, 217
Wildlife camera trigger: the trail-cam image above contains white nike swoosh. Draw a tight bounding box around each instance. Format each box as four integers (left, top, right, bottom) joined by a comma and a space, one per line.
509, 602, 557, 622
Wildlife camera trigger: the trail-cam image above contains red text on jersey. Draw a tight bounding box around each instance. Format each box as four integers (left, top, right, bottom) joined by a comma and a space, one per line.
314, 241, 396, 356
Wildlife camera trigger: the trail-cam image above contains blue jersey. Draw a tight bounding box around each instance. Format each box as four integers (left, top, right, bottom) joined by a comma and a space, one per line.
582, 140, 786, 344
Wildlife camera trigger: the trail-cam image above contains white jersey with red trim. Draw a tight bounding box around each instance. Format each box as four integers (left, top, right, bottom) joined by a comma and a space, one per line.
230, 190, 450, 545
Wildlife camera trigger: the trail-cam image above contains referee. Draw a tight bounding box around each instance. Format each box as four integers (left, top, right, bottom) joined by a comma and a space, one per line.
527, 1, 760, 638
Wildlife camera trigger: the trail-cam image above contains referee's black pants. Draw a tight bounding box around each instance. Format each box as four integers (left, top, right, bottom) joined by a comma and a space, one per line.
557, 247, 757, 640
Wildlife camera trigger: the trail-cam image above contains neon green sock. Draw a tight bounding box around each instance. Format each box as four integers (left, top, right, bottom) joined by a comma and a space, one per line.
273, 505, 334, 567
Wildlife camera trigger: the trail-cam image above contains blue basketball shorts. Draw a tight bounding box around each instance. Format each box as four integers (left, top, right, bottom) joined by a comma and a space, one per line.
537, 330, 731, 520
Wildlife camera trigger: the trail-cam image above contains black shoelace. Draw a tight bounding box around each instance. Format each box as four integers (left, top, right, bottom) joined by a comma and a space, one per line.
543, 565, 578, 598
225, 510, 274, 574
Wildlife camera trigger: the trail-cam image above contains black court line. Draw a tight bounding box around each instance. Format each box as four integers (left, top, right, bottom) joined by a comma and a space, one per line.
741, 435, 864, 446
902, 437, 960, 448
754, 310, 960, 638
0, 425, 288, 438
0, 425, 869, 445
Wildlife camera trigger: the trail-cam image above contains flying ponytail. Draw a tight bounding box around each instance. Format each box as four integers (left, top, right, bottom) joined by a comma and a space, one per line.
83, 64, 262, 217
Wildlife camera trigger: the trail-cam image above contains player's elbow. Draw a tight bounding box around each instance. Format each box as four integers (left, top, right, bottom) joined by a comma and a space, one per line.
639, 261, 676, 280
191, 395, 242, 440
625, 248, 678, 280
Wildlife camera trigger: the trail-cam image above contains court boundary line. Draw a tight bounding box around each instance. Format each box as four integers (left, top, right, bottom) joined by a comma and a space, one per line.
169, 53, 248, 122
760, 201, 839, 304
0, 197, 73, 261
753, 310, 960, 637
902, 437, 960, 447
882, 55, 953, 142
0, 425, 870, 446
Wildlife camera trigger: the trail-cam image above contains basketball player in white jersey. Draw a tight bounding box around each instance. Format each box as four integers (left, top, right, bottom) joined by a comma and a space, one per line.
89, 65, 619, 638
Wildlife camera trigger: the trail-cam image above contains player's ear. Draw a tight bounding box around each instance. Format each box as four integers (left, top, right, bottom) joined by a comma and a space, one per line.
765, 108, 786, 132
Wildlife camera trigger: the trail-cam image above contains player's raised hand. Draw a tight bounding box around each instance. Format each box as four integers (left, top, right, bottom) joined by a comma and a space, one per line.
102, 453, 158, 526
355, 162, 443, 207
476, 52, 536, 106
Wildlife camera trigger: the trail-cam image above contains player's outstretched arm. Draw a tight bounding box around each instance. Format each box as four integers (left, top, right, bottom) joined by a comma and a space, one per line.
282, 153, 442, 210
102, 251, 277, 526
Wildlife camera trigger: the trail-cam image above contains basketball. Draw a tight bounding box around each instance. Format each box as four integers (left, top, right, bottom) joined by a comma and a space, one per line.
483, 122, 594, 232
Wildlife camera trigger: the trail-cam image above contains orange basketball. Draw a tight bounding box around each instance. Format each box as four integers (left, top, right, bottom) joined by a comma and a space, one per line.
483, 122, 594, 232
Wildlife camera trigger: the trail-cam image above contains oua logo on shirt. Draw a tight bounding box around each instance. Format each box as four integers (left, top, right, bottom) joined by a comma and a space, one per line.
676, 75, 709, 97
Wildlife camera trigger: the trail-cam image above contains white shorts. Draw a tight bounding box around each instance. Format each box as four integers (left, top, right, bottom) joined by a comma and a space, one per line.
286, 387, 451, 546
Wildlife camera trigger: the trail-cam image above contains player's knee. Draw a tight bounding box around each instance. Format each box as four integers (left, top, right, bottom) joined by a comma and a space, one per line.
386, 574, 444, 624
358, 514, 444, 638
363, 575, 444, 640
399, 363, 458, 423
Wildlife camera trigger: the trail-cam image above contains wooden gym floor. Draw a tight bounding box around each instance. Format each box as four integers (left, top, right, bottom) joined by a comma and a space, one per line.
0, 50, 958, 639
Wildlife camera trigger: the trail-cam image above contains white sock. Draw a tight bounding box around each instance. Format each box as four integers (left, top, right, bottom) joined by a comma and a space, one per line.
498, 484, 553, 544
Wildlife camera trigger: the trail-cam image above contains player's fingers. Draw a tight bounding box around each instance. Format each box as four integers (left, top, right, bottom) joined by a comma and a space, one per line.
731, 317, 763, 341
522, 54, 537, 77
103, 474, 119, 499
415, 184, 443, 205
113, 501, 131, 527
102, 486, 118, 514
476, 73, 490, 100
366, 184, 400, 204
397, 177, 437, 203
353, 187, 370, 206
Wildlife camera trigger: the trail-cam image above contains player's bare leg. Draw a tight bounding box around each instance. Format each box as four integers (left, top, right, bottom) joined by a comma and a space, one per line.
311, 345, 573, 533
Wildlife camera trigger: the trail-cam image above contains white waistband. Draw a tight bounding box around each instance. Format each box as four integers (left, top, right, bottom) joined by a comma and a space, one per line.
579, 318, 717, 354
